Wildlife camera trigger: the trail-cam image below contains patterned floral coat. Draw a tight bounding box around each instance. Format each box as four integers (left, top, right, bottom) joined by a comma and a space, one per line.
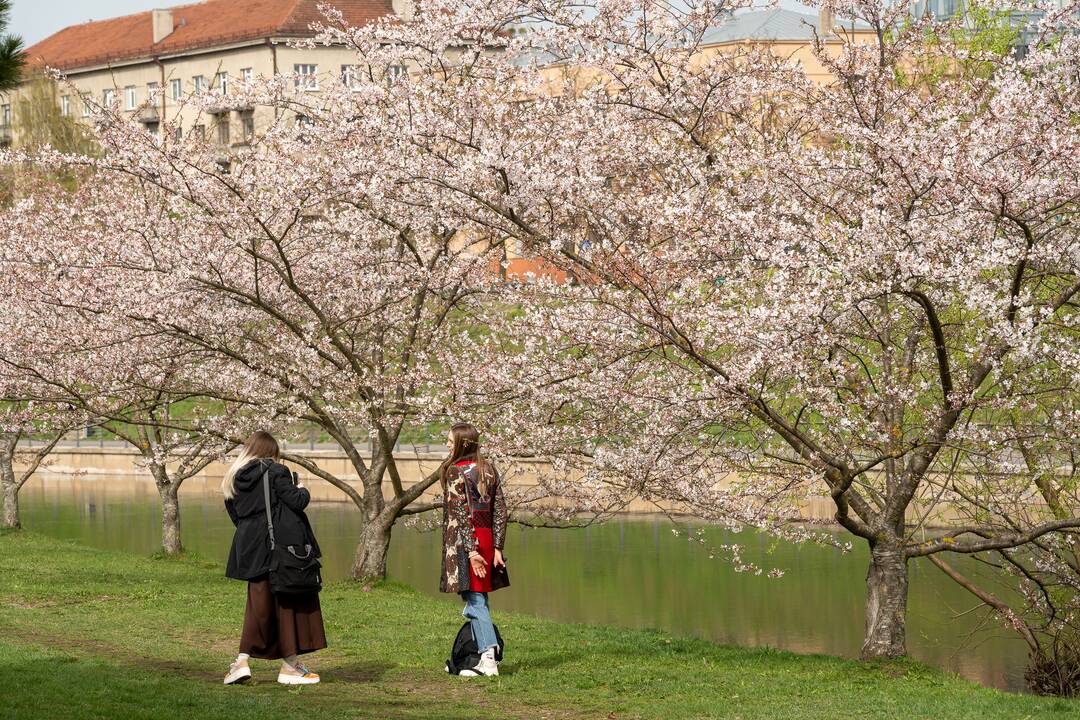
440, 458, 509, 594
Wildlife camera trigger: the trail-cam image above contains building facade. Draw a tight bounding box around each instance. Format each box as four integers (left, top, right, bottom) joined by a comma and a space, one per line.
1, 0, 409, 148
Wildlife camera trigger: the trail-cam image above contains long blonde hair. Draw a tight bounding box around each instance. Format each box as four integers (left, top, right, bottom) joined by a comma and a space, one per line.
222, 431, 280, 499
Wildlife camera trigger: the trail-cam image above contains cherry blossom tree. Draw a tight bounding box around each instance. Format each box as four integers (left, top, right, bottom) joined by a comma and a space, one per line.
0, 180, 239, 552
294, 0, 1080, 658
0, 67, 517, 578
496, 0, 1080, 660
927, 394, 1080, 694
0, 244, 86, 530
0, 401, 80, 531
40, 345, 237, 557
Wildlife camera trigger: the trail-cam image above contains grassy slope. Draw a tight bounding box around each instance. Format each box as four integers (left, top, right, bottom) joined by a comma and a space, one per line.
0, 531, 1076, 720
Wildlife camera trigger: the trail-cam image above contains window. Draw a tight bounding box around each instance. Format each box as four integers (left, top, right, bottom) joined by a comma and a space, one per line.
386, 64, 407, 84
103, 88, 115, 106
217, 119, 230, 145
240, 67, 253, 83
146, 121, 160, 136
294, 64, 318, 91
216, 71, 228, 94
241, 111, 254, 140
61, 95, 71, 117
81, 93, 91, 117
341, 64, 360, 89
174, 126, 182, 142
194, 124, 205, 141
170, 78, 182, 101
147, 82, 161, 103
193, 75, 207, 94
1, 104, 9, 127
125, 85, 137, 110
294, 114, 313, 143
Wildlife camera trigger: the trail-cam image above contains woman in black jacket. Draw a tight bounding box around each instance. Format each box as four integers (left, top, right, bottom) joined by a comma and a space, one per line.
222, 431, 325, 686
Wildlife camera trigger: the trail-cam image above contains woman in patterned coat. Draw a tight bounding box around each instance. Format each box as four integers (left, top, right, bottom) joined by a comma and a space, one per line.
439, 422, 509, 676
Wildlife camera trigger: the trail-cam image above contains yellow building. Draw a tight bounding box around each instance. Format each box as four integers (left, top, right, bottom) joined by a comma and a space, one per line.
700, 8, 875, 82
536, 7, 876, 92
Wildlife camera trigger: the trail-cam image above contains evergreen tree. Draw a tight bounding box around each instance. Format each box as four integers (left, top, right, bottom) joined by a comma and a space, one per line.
0, 1, 23, 91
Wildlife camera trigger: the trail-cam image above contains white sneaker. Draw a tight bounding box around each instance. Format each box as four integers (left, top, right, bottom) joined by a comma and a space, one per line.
459, 649, 499, 677
224, 661, 251, 685
277, 663, 320, 685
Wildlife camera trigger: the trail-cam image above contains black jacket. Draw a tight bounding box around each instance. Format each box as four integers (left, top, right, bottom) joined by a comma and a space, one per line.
225, 459, 315, 581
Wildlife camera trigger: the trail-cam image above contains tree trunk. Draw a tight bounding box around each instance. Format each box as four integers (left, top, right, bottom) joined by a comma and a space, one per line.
148, 462, 184, 555
861, 540, 909, 660
351, 519, 392, 585
0, 441, 19, 530
157, 481, 183, 555
1, 471, 19, 530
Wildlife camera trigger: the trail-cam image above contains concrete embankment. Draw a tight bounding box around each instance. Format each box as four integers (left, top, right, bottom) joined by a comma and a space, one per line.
16, 445, 867, 522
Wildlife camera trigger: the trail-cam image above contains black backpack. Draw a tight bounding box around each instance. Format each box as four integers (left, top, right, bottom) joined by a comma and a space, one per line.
445, 621, 504, 675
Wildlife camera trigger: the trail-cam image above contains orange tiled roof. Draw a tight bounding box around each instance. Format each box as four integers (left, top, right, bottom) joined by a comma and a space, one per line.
24, 0, 395, 71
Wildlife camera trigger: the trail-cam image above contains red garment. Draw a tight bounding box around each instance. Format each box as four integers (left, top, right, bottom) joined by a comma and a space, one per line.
469, 526, 496, 592
456, 459, 497, 592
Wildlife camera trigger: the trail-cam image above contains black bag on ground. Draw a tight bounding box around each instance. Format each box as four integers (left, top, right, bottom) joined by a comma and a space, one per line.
445, 621, 504, 675
262, 470, 322, 594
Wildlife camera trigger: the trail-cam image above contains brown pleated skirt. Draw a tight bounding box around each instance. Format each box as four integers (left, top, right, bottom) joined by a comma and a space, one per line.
239, 577, 327, 659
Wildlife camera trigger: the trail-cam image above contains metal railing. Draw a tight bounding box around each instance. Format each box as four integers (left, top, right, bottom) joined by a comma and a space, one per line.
20, 424, 447, 457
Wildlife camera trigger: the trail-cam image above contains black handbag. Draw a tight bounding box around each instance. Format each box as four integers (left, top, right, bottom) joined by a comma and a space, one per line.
262, 469, 322, 594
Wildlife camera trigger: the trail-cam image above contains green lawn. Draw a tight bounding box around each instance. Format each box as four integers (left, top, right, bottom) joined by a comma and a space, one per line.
0, 531, 1076, 720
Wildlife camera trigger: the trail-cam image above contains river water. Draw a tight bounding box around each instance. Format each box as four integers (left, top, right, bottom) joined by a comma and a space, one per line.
17, 475, 1031, 692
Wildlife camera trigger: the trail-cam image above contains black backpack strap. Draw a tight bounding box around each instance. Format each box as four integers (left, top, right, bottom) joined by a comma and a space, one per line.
262, 468, 277, 551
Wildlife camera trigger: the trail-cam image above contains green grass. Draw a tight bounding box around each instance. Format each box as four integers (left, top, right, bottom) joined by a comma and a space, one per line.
0, 533, 1077, 720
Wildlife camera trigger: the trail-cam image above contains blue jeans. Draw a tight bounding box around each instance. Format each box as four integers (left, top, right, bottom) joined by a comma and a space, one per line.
460, 591, 498, 652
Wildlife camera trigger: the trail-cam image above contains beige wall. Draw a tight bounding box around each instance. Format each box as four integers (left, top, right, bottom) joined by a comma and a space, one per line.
3, 24, 878, 147
538, 29, 878, 97
697, 30, 879, 85
2, 27, 880, 154
2, 39, 379, 148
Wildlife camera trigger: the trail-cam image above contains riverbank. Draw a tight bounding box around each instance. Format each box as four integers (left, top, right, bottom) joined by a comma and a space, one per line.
0, 532, 1075, 719
13, 447, 886, 522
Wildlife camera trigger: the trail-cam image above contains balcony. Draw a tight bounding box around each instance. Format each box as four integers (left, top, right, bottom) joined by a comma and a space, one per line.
138, 106, 160, 124
204, 93, 253, 116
